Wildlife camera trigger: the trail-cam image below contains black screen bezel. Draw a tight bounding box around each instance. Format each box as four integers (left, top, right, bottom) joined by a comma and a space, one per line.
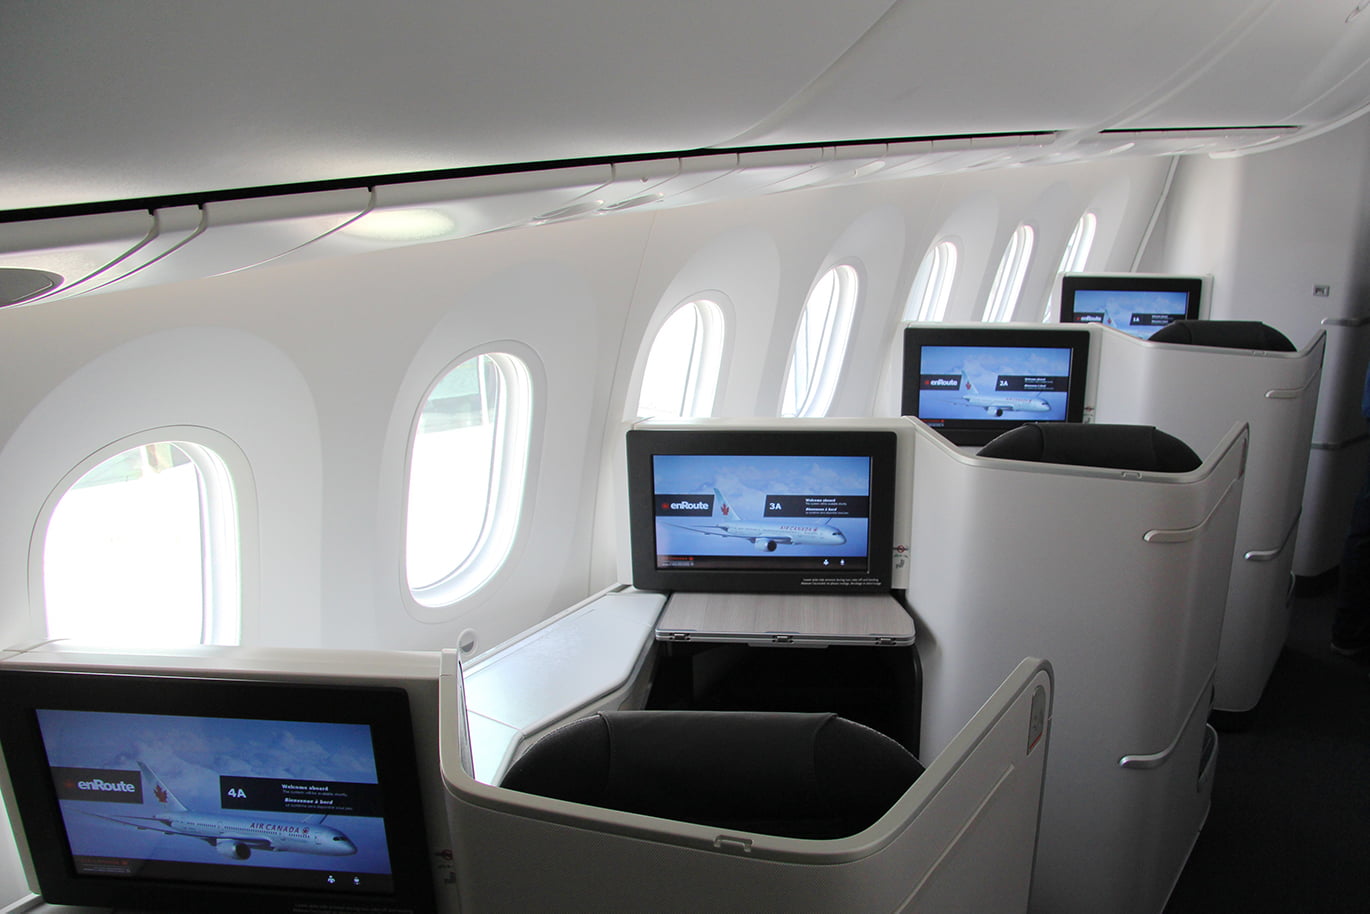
900, 326, 1091, 447
0, 669, 437, 914
626, 428, 897, 594
1059, 273, 1203, 337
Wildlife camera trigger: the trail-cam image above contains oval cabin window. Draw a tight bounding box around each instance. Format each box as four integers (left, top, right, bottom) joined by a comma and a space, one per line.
1043, 212, 1097, 320
43, 441, 240, 647
406, 351, 532, 607
905, 241, 958, 322
636, 299, 725, 418
781, 264, 859, 417
983, 225, 1035, 322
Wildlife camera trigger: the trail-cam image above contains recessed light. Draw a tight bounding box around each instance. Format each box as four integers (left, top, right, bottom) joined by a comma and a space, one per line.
851, 161, 887, 179
0, 267, 63, 307
342, 208, 459, 242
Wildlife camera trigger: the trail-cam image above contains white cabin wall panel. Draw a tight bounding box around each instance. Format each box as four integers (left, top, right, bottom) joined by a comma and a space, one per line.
300, 217, 652, 655
1077, 171, 1142, 273
1009, 180, 1095, 321
1142, 119, 1370, 573
820, 205, 907, 418
1147, 119, 1370, 342
0, 152, 1224, 664
748, 193, 890, 417
698, 186, 913, 417
920, 190, 1002, 323
593, 221, 783, 588
1059, 158, 1179, 277
618, 216, 786, 421
1134, 155, 1244, 299
0, 317, 323, 649
909, 158, 1172, 320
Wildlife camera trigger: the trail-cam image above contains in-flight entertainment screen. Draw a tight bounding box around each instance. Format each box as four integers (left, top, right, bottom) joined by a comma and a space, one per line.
0, 670, 436, 914
1059, 273, 1203, 339
901, 326, 1090, 447
627, 428, 896, 593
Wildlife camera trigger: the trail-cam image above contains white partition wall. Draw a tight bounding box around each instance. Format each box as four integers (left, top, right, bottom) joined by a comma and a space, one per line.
906, 419, 1246, 914
1294, 319, 1370, 576
441, 653, 1053, 914
1093, 328, 1325, 714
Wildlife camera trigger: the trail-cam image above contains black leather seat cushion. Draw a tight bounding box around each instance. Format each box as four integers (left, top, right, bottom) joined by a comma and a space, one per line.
501, 710, 924, 839
1148, 319, 1295, 351
977, 422, 1201, 472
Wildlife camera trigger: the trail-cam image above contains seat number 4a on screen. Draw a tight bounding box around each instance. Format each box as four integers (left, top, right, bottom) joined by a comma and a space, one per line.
227, 787, 248, 800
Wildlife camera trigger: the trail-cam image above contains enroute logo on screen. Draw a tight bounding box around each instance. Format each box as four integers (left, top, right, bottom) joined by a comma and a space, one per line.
53, 766, 143, 804
655, 494, 715, 516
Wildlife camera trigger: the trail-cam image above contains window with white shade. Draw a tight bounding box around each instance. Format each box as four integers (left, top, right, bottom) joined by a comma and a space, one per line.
43, 440, 240, 647
406, 351, 532, 607
636, 299, 725, 418
982, 225, 1035, 322
781, 264, 860, 417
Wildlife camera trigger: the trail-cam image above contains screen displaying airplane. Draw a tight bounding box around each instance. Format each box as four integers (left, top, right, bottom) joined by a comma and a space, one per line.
651, 453, 871, 572
916, 345, 1073, 421
81, 761, 358, 861
1069, 289, 1191, 339
35, 708, 394, 883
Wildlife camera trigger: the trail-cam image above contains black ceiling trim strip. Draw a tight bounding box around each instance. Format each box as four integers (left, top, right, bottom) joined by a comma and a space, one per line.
1097, 125, 1295, 134
0, 131, 1055, 226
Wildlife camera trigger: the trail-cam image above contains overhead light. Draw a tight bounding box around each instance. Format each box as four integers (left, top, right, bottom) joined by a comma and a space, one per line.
342, 208, 459, 242
0, 267, 63, 307
851, 160, 888, 178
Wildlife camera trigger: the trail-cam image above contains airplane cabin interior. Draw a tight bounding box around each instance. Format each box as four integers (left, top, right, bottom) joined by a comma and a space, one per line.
4, 2, 1370, 912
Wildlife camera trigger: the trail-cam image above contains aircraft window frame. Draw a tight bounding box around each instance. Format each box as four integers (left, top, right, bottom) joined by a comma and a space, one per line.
982, 224, 1035, 323
1043, 212, 1097, 321
36, 431, 243, 648
905, 240, 959, 322
781, 263, 860, 417
635, 298, 725, 419
405, 349, 533, 608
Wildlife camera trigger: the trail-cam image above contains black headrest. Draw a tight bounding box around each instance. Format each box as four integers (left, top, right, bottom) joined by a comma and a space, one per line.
976, 423, 1201, 472
1147, 319, 1295, 352
500, 710, 923, 839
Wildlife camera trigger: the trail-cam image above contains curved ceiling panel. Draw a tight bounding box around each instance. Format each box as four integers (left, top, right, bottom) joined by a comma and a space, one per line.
4, 0, 1370, 217
0, 212, 156, 304
1115, 0, 1370, 130
0, 0, 896, 212
725, 0, 1279, 146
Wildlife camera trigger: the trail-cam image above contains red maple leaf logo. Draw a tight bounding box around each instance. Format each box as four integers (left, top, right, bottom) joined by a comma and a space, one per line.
154, 785, 168, 804
721, 504, 729, 516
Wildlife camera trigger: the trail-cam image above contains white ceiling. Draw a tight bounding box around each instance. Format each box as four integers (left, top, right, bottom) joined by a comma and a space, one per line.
4, 0, 1370, 215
